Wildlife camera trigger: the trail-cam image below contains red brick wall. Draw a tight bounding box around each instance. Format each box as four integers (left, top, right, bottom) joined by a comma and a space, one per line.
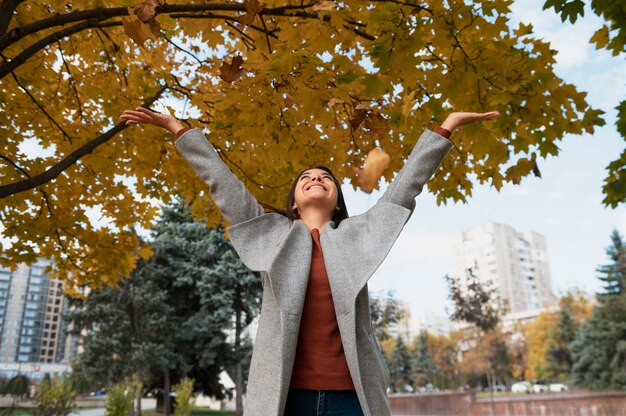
389, 391, 626, 416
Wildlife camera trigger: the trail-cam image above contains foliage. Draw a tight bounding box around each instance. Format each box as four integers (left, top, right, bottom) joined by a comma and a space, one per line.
570, 229, 626, 389
368, 290, 406, 341
388, 335, 413, 393
0, 375, 29, 397
173, 377, 196, 416
596, 229, 626, 298
0, 0, 604, 292
446, 274, 501, 332
545, 308, 578, 380
105, 384, 134, 416
32, 374, 76, 416
523, 311, 557, 380
411, 330, 437, 387
542, 0, 626, 207
427, 331, 461, 390
66, 196, 261, 402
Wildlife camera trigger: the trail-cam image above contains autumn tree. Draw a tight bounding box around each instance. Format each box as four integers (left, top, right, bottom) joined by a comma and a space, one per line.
0, 0, 605, 292
541, 0, 626, 207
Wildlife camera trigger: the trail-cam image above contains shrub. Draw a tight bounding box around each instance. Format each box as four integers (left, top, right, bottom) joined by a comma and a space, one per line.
32, 374, 76, 416
173, 377, 195, 416
105, 383, 134, 416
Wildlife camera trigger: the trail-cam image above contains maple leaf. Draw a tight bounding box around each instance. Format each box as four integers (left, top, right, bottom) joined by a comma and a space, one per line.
349, 107, 370, 130
122, 16, 156, 49
219, 56, 247, 82
237, 0, 264, 25
357, 148, 391, 193
364, 112, 388, 136
133, 0, 160, 23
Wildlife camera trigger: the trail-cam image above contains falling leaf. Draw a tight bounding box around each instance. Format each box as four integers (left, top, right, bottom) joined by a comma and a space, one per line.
122, 16, 156, 49
134, 0, 160, 23
327, 97, 345, 107
357, 148, 391, 193
349, 106, 370, 130
312, 0, 336, 11
402, 90, 417, 118
237, 0, 264, 25
219, 56, 247, 82
364, 112, 388, 136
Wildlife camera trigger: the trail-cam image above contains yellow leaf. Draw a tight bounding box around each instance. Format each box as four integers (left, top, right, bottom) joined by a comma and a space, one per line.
122, 16, 156, 49
357, 148, 391, 193
402, 90, 417, 118
237, 0, 264, 25
138, 244, 154, 260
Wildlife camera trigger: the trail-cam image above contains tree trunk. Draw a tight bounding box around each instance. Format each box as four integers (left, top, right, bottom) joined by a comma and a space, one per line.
235, 286, 244, 416
164, 369, 171, 416
135, 371, 143, 416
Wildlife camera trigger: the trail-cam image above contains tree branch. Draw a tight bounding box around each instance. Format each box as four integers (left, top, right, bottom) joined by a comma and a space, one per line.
0, 0, 25, 36
0, 86, 167, 198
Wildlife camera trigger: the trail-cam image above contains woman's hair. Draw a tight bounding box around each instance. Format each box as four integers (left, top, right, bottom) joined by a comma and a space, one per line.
284, 165, 349, 225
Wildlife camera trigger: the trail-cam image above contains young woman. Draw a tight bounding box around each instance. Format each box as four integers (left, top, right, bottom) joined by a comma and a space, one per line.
120, 107, 499, 416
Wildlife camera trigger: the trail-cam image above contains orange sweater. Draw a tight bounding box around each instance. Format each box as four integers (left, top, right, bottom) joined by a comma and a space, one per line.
289, 228, 355, 390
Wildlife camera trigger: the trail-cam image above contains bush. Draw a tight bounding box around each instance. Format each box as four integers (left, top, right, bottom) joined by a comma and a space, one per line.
32, 374, 76, 416
105, 384, 134, 416
173, 377, 195, 416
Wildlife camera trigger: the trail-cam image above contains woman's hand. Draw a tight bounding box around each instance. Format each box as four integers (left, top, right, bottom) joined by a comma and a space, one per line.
441, 111, 500, 132
119, 107, 184, 135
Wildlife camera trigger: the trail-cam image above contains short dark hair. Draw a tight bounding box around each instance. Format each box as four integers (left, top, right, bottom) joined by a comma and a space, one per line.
284, 165, 349, 225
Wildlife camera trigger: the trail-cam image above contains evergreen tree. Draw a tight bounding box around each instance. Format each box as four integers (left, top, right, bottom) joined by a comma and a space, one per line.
545, 309, 577, 380
67, 197, 261, 415
388, 336, 413, 393
412, 330, 437, 388
596, 229, 626, 298
570, 229, 626, 389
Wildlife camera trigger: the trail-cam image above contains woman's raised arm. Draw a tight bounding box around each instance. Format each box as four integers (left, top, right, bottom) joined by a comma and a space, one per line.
120, 107, 265, 225
376, 111, 499, 213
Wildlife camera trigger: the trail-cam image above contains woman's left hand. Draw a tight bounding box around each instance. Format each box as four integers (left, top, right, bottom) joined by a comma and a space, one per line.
441, 111, 500, 132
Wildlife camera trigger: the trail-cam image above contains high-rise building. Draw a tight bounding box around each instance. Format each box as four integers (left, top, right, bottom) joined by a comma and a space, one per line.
451, 223, 556, 314
0, 258, 78, 364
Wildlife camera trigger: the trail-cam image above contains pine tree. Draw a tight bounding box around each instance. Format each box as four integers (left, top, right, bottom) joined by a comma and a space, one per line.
570, 229, 626, 389
545, 309, 577, 380
389, 336, 413, 393
412, 330, 437, 388
596, 229, 626, 299
67, 197, 262, 415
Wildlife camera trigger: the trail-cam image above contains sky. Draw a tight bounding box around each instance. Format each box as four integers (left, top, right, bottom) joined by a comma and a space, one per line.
4, 0, 625, 332
351, 0, 626, 328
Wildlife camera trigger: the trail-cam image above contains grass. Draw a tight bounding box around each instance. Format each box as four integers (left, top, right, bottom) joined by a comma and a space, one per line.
0, 410, 34, 416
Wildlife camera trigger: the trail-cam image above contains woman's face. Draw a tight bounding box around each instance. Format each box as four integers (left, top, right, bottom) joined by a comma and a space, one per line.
292, 168, 339, 217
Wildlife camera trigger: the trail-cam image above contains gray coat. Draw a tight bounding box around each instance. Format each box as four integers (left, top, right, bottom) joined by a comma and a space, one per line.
175, 128, 454, 416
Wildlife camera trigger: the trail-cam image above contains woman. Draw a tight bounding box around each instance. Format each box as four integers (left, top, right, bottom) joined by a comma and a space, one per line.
120, 107, 499, 416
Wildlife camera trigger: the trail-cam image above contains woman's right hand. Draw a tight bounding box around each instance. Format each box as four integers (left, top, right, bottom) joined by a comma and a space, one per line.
119, 107, 184, 134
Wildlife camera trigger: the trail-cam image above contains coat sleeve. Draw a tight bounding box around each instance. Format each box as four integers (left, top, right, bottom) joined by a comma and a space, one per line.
375, 128, 454, 214
174, 128, 265, 225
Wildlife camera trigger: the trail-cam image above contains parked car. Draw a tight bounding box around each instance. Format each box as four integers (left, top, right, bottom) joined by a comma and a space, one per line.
532, 383, 548, 393
511, 381, 532, 393
549, 383, 569, 392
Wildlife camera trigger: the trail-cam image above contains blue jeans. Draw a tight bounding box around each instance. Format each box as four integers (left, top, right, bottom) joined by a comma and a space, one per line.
283, 388, 364, 416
